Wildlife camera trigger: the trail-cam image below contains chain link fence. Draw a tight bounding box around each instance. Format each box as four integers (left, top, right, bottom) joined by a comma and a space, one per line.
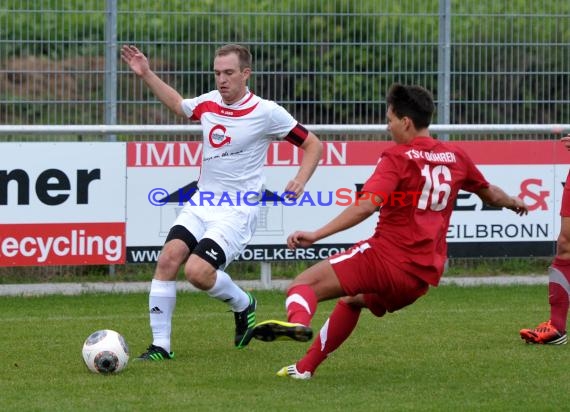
2, 1, 569, 138
0, 0, 569, 279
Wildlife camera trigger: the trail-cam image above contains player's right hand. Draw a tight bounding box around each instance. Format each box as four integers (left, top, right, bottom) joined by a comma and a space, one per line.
120, 45, 150, 77
287, 230, 318, 249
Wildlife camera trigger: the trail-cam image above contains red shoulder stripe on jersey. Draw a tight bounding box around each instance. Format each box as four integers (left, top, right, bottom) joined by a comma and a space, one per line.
190, 101, 259, 120
239, 91, 255, 106
285, 123, 309, 147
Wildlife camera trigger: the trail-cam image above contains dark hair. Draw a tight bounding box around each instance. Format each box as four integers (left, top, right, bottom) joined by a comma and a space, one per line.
214, 44, 252, 71
386, 83, 435, 129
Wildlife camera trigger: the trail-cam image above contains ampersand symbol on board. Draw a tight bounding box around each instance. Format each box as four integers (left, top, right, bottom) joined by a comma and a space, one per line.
518, 178, 549, 211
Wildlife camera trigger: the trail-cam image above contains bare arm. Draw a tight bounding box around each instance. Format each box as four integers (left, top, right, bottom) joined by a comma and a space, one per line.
287, 193, 379, 248
475, 184, 528, 216
121, 45, 185, 117
283, 131, 323, 197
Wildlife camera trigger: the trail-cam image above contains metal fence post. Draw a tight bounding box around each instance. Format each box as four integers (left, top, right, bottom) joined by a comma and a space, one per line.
260, 262, 272, 289
105, 0, 118, 278
437, 0, 451, 141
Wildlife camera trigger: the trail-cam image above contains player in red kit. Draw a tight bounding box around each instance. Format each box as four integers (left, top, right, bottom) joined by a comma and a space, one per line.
519, 136, 570, 345
252, 83, 529, 379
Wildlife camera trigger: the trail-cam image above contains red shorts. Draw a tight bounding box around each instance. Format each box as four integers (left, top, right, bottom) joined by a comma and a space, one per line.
329, 239, 429, 318
561, 171, 570, 217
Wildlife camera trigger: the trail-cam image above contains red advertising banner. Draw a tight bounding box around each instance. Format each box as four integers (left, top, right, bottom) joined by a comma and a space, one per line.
0, 222, 126, 266
126, 140, 566, 167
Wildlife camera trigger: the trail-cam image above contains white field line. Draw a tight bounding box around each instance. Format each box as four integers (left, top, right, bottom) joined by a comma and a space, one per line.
0, 276, 548, 297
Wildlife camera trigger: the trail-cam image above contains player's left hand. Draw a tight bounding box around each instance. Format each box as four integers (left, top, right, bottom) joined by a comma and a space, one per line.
283, 179, 305, 199
508, 196, 529, 216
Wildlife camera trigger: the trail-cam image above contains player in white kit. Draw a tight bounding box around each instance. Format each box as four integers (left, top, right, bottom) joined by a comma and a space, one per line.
121, 43, 322, 359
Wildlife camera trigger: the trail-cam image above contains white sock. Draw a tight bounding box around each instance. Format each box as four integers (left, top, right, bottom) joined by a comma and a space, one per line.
149, 279, 176, 353
207, 270, 249, 312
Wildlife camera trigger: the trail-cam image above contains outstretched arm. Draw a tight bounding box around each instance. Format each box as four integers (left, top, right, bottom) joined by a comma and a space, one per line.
475, 184, 528, 216
121, 45, 185, 117
287, 193, 379, 248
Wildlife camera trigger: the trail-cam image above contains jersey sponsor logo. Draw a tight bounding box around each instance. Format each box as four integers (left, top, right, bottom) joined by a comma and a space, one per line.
208, 124, 232, 148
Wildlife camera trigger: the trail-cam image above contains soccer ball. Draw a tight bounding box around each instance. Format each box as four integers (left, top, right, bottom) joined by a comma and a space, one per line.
82, 329, 129, 374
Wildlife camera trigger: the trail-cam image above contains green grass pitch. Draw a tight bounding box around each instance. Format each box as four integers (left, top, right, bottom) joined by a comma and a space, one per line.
1, 285, 567, 411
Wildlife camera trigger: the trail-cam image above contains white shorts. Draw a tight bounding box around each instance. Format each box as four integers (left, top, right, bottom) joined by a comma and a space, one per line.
172, 203, 259, 267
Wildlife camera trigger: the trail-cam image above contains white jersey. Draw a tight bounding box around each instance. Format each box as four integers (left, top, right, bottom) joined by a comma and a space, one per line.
181, 89, 297, 199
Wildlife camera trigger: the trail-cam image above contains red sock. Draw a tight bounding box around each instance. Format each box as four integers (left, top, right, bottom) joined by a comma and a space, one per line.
549, 257, 570, 333
297, 300, 361, 375
286, 284, 317, 326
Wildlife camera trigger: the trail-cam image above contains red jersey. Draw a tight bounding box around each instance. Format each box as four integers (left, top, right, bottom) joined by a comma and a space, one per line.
361, 136, 489, 286
561, 171, 570, 217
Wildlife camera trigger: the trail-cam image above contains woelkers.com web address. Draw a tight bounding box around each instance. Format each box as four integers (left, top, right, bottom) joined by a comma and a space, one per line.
128, 245, 348, 263
237, 246, 348, 261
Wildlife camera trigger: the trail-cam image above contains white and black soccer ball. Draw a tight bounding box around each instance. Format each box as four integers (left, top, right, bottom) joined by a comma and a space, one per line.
82, 329, 129, 374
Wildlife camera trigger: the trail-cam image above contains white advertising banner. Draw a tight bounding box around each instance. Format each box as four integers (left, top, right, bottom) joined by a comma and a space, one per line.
0, 142, 126, 266
0, 140, 566, 266
125, 141, 379, 262
125, 140, 569, 263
